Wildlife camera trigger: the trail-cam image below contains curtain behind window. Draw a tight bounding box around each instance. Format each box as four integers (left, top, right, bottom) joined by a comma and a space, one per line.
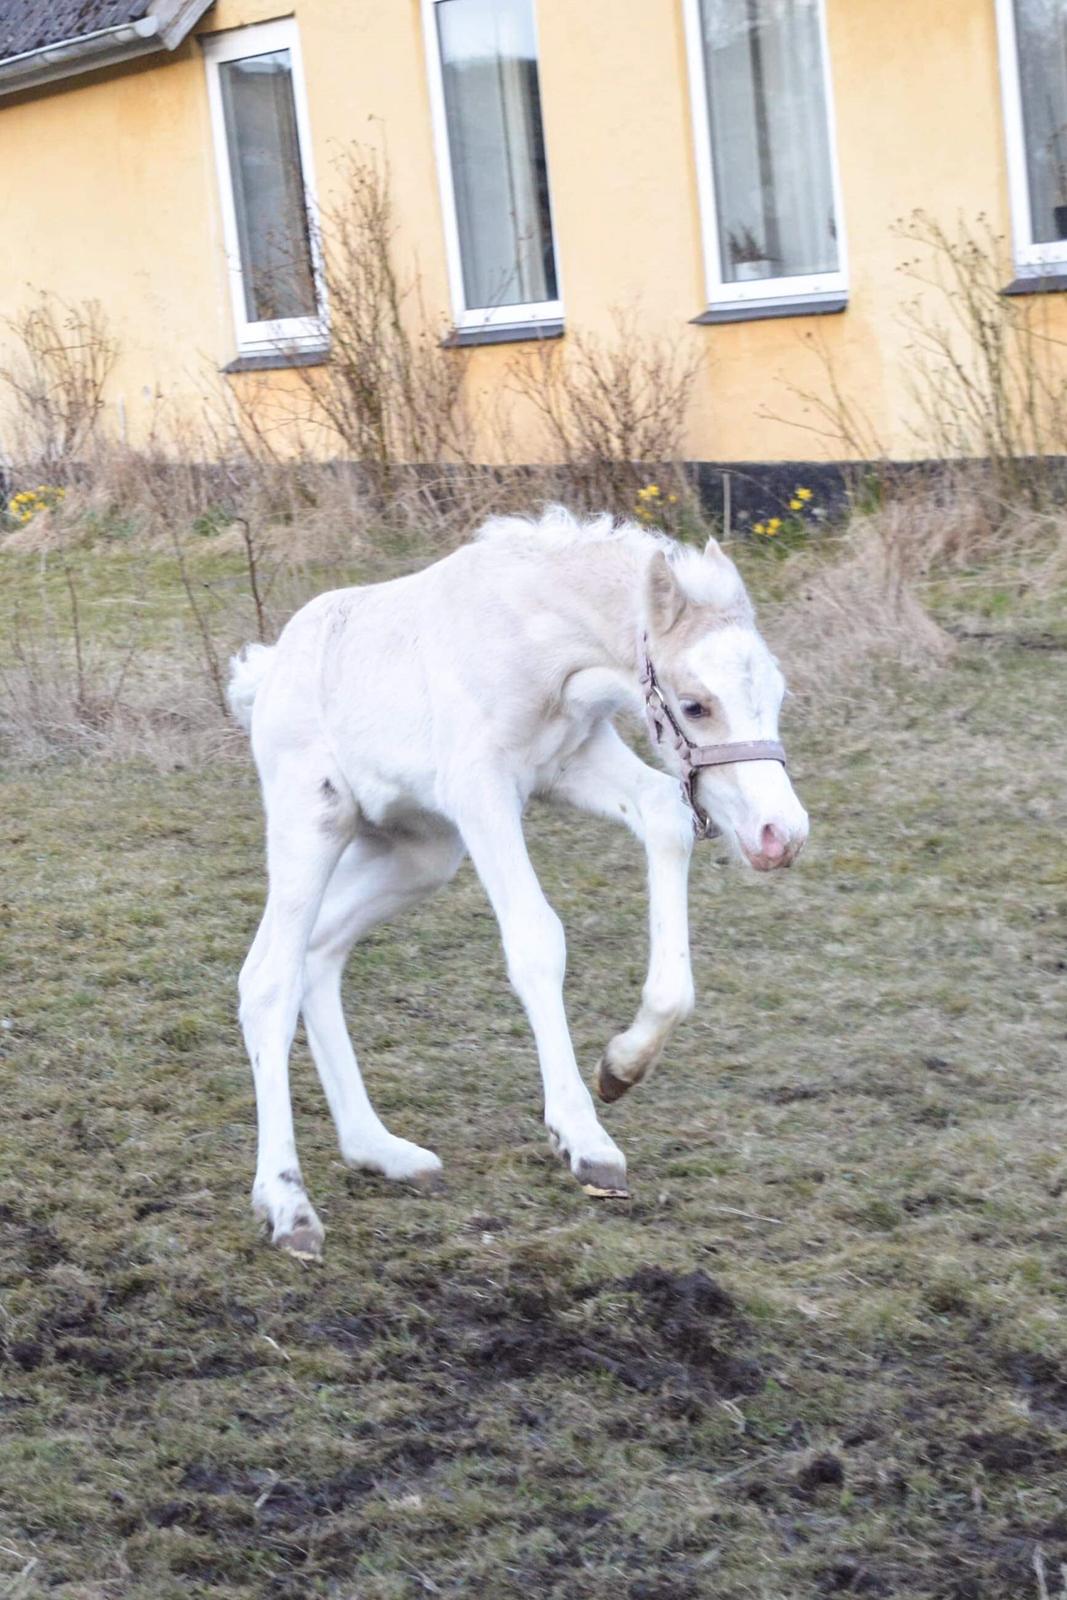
437, 0, 558, 310
699, 0, 838, 284
1014, 0, 1067, 241
219, 50, 317, 322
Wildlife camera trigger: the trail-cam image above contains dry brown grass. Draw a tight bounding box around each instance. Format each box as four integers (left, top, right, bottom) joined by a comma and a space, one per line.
758, 480, 1067, 706
763, 496, 958, 701
11, 473, 1066, 767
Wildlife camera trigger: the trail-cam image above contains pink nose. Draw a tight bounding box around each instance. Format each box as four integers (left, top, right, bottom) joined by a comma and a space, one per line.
761, 824, 787, 861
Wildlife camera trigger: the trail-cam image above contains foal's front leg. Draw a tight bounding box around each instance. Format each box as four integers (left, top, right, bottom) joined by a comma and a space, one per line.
451, 773, 628, 1197
551, 723, 695, 1101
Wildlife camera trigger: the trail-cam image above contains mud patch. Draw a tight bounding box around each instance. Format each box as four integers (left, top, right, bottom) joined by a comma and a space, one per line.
359, 1264, 768, 1408
1000, 1350, 1067, 1426
0, 1203, 67, 1278
963, 1429, 1065, 1474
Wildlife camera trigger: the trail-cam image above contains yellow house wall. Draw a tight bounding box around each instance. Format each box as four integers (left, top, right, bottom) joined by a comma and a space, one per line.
0, 0, 1063, 464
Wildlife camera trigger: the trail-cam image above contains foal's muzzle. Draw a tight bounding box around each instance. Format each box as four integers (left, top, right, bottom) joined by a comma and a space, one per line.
741, 822, 806, 872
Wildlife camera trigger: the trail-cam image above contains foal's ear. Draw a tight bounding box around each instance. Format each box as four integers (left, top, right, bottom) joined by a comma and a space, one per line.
645, 551, 686, 636
704, 534, 726, 561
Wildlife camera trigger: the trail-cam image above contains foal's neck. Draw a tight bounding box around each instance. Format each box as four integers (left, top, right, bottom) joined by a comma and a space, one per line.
547, 538, 655, 678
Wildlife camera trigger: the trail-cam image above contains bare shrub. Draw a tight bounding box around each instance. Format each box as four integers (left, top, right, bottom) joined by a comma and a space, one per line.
507, 311, 701, 516
242, 148, 473, 500
897, 212, 1067, 502
760, 215, 1067, 523
0, 293, 118, 472
757, 322, 888, 473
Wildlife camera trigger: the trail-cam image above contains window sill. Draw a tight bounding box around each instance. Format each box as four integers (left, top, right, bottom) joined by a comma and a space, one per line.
1001, 273, 1067, 296
692, 293, 847, 325
441, 320, 564, 348
222, 347, 330, 374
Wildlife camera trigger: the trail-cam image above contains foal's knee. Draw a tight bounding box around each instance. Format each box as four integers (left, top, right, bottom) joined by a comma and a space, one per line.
238, 943, 292, 1040
645, 799, 697, 859
239, 967, 275, 1041
505, 904, 566, 1002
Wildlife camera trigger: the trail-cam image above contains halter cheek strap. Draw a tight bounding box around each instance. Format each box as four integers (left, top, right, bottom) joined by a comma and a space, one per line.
639, 640, 787, 841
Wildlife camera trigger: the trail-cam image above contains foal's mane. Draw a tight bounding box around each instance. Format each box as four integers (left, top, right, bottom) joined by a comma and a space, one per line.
474, 505, 750, 615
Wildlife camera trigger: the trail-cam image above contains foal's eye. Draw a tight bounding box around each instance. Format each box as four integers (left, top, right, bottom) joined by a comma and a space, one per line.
681, 701, 709, 721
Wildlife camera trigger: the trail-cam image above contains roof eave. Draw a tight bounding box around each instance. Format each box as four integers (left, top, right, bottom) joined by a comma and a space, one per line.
151, 0, 215, 50
0, 0, 214, 100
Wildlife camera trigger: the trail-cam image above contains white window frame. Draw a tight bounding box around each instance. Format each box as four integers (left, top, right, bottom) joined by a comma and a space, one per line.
203, 18, 327, 357
995, 0, 1067, 276
421, 0, 564, 332
681, 0, 848, 314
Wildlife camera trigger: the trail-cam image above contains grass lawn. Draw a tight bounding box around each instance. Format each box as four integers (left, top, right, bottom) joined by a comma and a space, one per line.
1, 538, 1066, 1598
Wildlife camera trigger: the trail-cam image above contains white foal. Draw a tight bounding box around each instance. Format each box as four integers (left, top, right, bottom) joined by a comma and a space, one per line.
228, 508, 808, 1257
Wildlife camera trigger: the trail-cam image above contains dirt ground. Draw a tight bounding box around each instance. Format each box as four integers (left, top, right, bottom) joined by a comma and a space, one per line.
1, 543, 1066, 1598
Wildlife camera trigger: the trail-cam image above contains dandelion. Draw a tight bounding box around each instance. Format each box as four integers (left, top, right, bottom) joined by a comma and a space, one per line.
7, 484, 65, 524
789, 498, 803, 511
766, 518, 782, 534
634, 483, 669, 523
796, 487, 812, 502
753, 522, 767, 535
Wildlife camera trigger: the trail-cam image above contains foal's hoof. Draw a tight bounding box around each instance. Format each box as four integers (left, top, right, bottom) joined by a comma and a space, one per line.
274, 1223, 324, 1262
253, 1180, 325, 1261
344, 1138, 443, 1190
575, 1157, 630, 1200
594, 1054, 635, 1104
407, 1164, 445, 1195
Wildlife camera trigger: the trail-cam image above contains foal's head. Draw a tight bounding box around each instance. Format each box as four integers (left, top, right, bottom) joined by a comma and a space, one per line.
643, 537, 808, 871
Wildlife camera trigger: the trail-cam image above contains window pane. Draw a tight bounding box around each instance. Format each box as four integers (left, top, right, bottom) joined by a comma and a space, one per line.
698, 0, 838, 285
219, 49, 317, 323
436, 0, 558, 311
1013, 0, 1067, 243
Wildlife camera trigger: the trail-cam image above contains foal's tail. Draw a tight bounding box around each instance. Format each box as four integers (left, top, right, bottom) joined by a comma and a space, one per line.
226, 642, 275, 732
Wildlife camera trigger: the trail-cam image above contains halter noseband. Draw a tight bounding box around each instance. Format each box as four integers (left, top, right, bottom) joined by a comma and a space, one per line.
639, 639, 787, 841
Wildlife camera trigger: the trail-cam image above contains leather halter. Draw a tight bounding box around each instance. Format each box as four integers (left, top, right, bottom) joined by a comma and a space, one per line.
639, 639, 788, 841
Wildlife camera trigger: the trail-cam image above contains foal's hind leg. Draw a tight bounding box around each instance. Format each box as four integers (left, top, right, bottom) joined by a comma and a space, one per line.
301, 829, 464, 1185
239, 784, 349, 1259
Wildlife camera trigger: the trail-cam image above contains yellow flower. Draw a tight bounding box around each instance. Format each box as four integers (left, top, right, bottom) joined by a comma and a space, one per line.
667, 493, 678, 504
646, 484, 660, 497
753, 522, 766, 535
789, 498, 803, 511
767, 518, 782, 533
796, 487, 812, 502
